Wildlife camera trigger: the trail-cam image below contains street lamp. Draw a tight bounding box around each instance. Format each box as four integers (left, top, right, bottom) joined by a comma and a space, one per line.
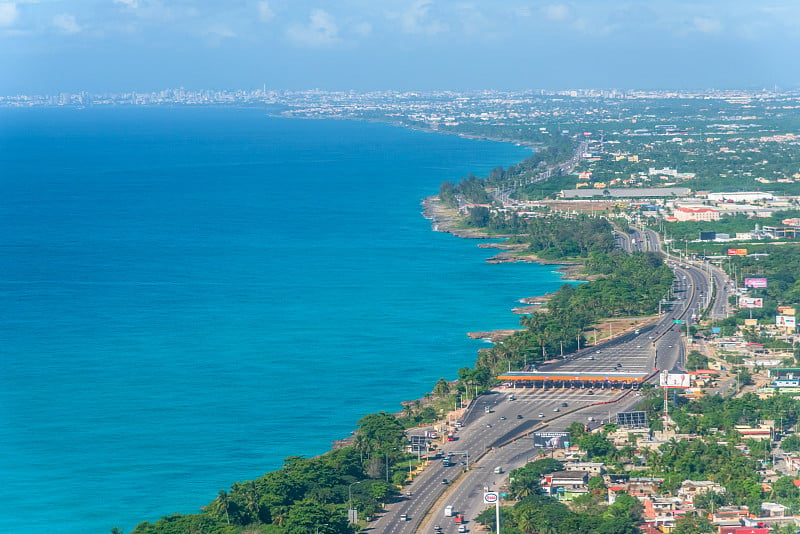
348, 481, 364, 524
315, 524, 328, 534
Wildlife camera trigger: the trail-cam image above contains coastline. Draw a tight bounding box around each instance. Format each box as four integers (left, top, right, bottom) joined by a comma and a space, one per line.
422, 195, 587, 281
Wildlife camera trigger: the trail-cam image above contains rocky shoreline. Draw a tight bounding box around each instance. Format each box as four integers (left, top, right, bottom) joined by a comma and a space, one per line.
422, 196, 589, 282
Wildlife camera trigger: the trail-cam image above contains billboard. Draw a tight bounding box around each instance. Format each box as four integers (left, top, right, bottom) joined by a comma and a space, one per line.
778, 306, 796, 316
744, 278, 768, 288
739, 297, 764, 309
776, 315, 797, 329
728, 248, 748, 256
744, 318, 759, 326
660, 371, 691, 388
616, 411, 648, 428
533, 432, 570, 449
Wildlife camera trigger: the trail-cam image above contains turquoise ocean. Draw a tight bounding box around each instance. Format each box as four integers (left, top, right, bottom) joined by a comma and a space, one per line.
0, 108, 567, 533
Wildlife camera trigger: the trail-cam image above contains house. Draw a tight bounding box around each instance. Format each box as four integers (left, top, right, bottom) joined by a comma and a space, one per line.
541, 470, 590, 500
642, 496, 686, 529
759, 502, 788, 518
677, 480, 726, 505
564, 461, 605, 475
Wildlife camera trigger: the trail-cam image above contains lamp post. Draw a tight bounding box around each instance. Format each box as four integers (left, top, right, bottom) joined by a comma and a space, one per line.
315, 524, 328, 534
348, 481, 364, 524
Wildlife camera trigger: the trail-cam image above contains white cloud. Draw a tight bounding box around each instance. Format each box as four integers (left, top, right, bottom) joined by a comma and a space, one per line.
53, 13, 83, 34
0, 2, 18, 27
257, 1, 274, 23
207, 23, 236, 38
691, 16, 722, 34
115, 0, 139, 8
286, 8, 340, 47
396, 0, 447, 35
543, 4, 569, 22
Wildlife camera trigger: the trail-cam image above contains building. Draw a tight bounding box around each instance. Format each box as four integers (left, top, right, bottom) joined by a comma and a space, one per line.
677, 480, 726, 505
707, 192, 774, 203
673, 207, 721, 222
541, 470, 590, 500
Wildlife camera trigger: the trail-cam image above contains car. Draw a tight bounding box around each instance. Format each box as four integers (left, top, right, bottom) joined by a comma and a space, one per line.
636, 345, 642, 348
538, 412, 544, 417
434, 525, 442, 532
587, 390, 594, 395
508, 395, 516, 401
442, 478, 449, 484
554, 407, 560, 412
596, 350, 601, 353
516, 414, 523, 419
458, 526, 467, 533
589, 356, 595, 360
588, 416, 595, 421
500, 416, 506, 420
486, 423, 492, 428
562, 402, 568, 407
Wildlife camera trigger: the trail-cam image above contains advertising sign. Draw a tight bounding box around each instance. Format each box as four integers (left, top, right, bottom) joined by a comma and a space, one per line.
728, 248, 748, 256
739, 297, 764, 309
484, 492, 499, 504
778, 306, 796, 316
776, 315, 797, 329
744, 318, 759, 326
533, 432, 570, 449
744, 278, 768, 288
660, 371, 691, 388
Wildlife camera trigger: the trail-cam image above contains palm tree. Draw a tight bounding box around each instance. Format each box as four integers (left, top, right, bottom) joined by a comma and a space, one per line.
215, 489, 231, 525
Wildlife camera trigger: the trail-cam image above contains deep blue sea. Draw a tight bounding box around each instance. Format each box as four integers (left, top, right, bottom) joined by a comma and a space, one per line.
0, 107, 567, 533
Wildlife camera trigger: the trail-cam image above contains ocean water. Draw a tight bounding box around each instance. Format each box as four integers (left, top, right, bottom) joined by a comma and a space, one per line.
0, 107, 567, 533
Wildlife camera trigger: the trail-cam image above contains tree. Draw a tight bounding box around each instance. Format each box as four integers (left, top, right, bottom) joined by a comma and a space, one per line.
781, 433, 800, 452
672, 514, 713, 534
212, 489, 231, 526
588, 475, 607, 493
354, 412, 406, 461
433, 378, 451, 399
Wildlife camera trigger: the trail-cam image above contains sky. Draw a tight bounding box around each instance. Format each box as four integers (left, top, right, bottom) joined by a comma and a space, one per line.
1, 0, 800, 94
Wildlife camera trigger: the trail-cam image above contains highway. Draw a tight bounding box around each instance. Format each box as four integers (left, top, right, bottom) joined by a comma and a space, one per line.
365, 227, 725, 533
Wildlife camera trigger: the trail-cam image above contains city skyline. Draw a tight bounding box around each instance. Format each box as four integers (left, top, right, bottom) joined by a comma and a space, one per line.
2, 0, 800, 94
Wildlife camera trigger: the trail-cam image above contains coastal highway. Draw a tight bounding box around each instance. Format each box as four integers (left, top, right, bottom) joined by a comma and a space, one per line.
367, 229, 722, 533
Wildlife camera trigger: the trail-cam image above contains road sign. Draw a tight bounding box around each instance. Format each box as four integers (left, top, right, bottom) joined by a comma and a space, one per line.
483, 492, 499, 504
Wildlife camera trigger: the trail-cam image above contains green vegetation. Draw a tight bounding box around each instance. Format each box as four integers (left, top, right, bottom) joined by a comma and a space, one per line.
439, 174, 492, 207
492, 214, 616, 259
478, 458, 643, 534
473, 250, 672, 378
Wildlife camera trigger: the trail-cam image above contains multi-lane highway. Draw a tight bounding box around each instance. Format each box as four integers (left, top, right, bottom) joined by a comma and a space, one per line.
366, 228, 727, 533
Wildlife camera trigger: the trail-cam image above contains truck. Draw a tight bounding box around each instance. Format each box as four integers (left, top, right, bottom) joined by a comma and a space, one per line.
444, 505, 454, 517
494, 466, 503, 474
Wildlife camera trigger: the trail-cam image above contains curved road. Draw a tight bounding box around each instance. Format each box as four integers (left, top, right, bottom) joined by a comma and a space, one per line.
364, 227, 726, 534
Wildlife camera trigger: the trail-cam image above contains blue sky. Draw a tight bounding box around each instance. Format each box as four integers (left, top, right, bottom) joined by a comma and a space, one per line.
1, 0, 799, 93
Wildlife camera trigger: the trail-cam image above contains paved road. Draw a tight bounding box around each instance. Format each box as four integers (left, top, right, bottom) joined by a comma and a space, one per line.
366, 227, 723, 533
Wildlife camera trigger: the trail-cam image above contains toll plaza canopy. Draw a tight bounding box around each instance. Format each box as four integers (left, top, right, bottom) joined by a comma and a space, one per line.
497, 371, 649, 383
